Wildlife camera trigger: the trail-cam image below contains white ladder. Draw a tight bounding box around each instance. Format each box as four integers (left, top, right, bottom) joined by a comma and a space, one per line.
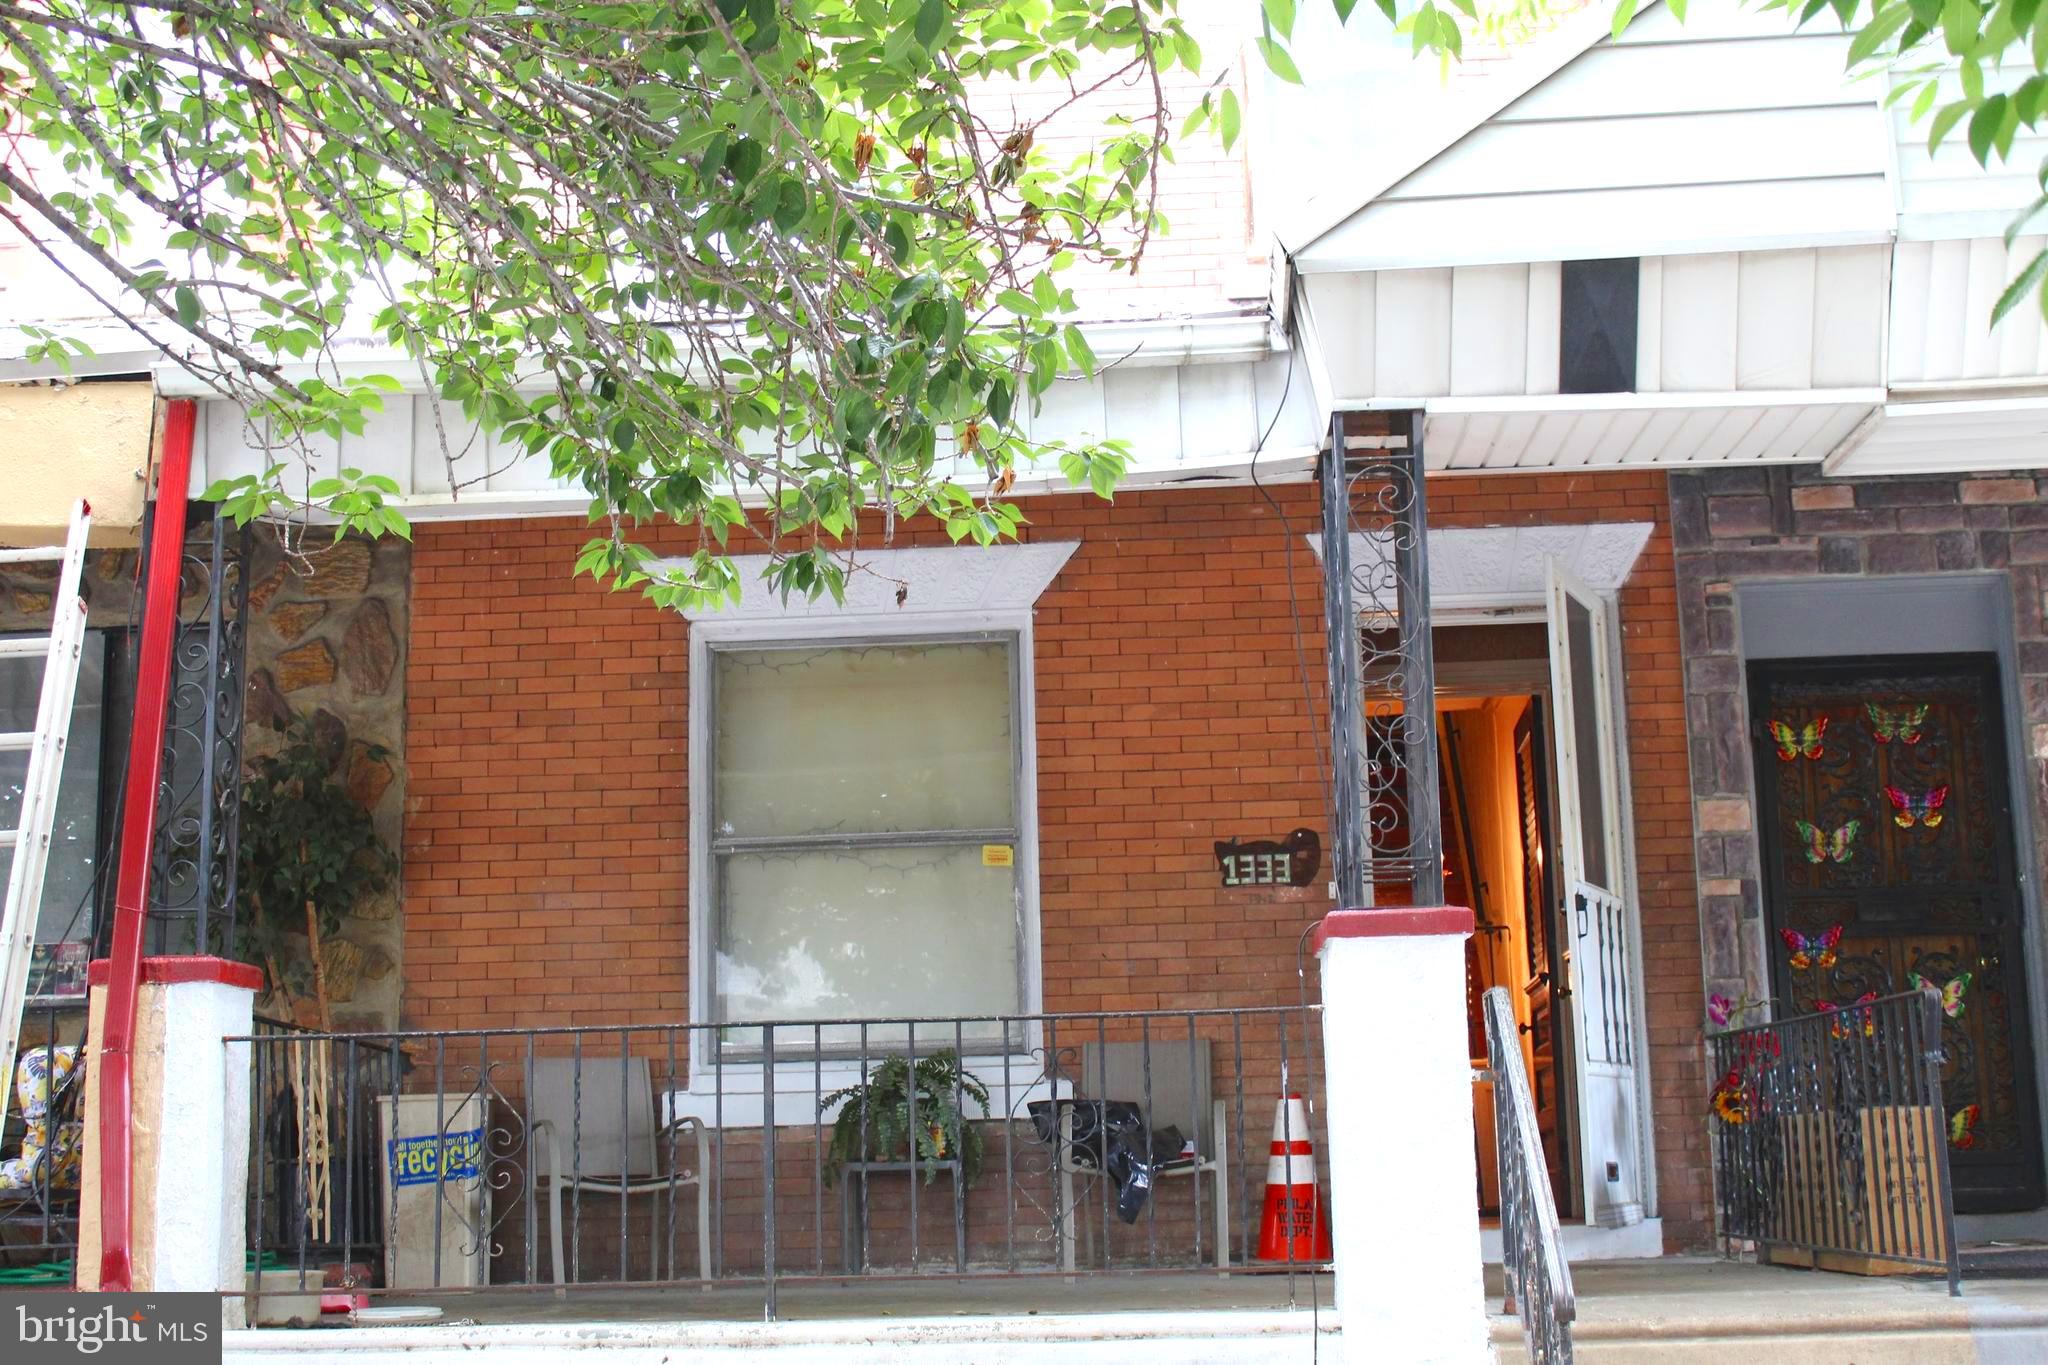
0, 498, 92, 1070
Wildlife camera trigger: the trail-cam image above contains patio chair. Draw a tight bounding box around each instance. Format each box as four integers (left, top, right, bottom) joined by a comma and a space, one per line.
528, 1056, 711, 1287
0, 1046, 84, 1259
1053, 1039, 1229, 1272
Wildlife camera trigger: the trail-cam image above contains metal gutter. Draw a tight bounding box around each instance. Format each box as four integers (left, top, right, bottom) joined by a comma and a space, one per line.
94, 395, 196, 1291
151, 313, 1277, 396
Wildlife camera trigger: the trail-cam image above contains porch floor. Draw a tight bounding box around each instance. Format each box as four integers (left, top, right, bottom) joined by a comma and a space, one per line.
308, 1266, 1335, 1327
230, 1260, 2048, 1363
250, 1255, 2048, 1329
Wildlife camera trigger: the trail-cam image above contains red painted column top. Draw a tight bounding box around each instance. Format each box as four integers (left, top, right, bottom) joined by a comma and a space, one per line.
1309, 906, 1475, 955
87, 956, 264, 992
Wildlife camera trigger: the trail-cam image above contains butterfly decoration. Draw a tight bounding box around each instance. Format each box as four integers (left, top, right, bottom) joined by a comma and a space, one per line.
1866, 702, 1931, 745
1710, 1068, 1751, 1125
1949, 1104, 1982, 1150
1778, 923, 1843, 972
1884, 784, 1951, 830
1768, 717, 1827, 761
1794, 819, 1860, 865
1819, 991, 1879, 1040
1909, 970, 1972, 1018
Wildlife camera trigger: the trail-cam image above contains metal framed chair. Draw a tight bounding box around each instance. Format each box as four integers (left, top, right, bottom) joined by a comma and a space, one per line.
1054, 1039, 1229, 1272
528, 1056, 711, 1286
0, 1045, 84, 1260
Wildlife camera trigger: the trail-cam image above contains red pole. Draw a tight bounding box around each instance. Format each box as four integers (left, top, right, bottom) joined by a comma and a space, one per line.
95, 397, 196, 1292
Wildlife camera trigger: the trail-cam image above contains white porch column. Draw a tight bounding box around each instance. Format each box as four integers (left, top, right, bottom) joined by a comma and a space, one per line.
78, 956, 260, 1322
1315, 907, 1489, 1365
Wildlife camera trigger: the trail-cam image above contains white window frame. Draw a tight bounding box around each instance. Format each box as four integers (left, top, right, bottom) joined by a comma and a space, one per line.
684, 609, 1048, 1129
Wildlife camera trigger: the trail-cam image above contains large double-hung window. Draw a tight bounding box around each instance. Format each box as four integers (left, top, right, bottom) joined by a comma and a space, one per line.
702, 633, 1027, 1055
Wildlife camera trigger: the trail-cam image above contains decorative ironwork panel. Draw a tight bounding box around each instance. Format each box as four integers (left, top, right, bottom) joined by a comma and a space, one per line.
146, 506, 250, 957
1752, 655, 2042, 1212
1708, 989, 1960, 1293
1319, 411, 1442, 907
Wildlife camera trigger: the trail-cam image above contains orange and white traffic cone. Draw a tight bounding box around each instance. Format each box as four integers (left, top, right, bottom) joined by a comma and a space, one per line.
1254, 1092, 1332, 1261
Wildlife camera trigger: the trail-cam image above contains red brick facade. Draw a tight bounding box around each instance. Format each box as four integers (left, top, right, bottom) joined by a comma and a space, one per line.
403, 469, 1708, 1247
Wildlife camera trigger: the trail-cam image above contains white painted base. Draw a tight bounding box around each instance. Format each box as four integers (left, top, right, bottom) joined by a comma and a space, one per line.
78, 967, 254, 1322
224, 1309, 1336, 1364
1320, 929, 1491, 1365
1480, 1217, 1663, 1264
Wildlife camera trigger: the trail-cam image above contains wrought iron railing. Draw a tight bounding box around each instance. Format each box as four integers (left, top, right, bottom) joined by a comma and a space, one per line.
140, 503, 250, 959
1481, 986, 1575, 1364
247, 1016, 397, 1287
1709, 988, 1960, 1294
1320, 409, 1443, 908
0, 1002, 88, 1282
233, 1006, 1327, 1320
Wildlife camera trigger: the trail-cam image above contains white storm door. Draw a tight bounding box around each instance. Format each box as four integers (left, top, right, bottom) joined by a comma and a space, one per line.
1544, 558, 1647, 1229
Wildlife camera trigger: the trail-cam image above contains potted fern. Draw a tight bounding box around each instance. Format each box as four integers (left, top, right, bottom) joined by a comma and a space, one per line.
820, 1050, 990, 1186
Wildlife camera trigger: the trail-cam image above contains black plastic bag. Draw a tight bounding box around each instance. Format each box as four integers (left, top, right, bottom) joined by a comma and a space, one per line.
1028, 1099, 1191, 1223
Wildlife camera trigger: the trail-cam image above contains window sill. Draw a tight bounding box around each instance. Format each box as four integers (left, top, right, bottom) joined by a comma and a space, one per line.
662, 1055, 1069, 1130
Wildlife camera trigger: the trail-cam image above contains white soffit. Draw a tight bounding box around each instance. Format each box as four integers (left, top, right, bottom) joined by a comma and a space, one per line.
183, 323, 1315, 520
670, 541, 1079, 622
1418, 392, 1881, 471
1308, 523, 1654, 610
1823, 396, 2048, 477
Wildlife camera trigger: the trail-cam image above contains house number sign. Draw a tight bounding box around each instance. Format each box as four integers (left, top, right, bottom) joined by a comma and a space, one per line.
1214, 830, 1321, 888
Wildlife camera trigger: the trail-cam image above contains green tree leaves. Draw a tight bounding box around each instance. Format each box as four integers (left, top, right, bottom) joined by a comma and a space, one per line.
3, 0, 1212, 607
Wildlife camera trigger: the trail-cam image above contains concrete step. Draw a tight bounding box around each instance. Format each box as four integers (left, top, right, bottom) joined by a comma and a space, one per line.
1488, 1259, 2048, 1364
1963, 1240, 2048, 1279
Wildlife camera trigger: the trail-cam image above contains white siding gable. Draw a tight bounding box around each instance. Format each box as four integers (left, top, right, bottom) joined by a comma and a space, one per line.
1296, 3, 1892, 273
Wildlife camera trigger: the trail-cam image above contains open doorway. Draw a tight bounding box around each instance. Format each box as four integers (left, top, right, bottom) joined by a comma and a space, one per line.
1426, 625, 1577, 1221
1360, 565, 1651, 1237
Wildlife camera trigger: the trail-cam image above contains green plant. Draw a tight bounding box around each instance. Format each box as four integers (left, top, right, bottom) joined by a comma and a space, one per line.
237, 719, 397, 1027
0, 3, 1492, 609
820, 1049, 991, 1186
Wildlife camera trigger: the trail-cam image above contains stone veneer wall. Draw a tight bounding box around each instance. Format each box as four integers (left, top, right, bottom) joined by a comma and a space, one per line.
241, 527, 409, 1029
0, 549, 141, 632
1, 523, 408, 1029
1670, 467, 2048, 1012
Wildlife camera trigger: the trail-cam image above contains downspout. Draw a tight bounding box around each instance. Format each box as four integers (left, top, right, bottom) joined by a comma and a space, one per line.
95, 396, 196, 1292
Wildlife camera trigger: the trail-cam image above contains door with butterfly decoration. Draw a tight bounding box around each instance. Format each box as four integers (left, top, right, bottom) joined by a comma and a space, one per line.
1751, 654, 2044, 1212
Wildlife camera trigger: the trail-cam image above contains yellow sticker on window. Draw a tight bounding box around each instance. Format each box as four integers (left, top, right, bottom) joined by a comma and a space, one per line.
982, 845, 1014, 868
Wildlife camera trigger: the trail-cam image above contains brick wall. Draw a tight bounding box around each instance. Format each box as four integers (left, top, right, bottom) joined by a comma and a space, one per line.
1672, 465, 2048, 1037
404, 469, 1707, 1247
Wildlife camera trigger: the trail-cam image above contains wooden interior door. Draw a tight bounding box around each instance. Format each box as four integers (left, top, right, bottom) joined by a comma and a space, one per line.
1752, 654, 2044, 1212
1514, 699, 1572, 1216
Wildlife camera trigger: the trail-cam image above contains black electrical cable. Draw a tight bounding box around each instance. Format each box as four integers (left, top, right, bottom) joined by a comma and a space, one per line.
1245, 290, 1335, 1362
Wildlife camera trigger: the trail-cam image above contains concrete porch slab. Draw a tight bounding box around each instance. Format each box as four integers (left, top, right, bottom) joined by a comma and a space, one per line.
226, 1271, 1337, 1364
223, 1258, 2048, 1363
1491, 1256, 2048, 1363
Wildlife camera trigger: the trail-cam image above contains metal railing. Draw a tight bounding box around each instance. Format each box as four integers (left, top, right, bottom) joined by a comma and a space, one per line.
233, 1005, 1327, 1320
0, 1002, 88, 1282
247, 1017, 398, 1288
1710, 987, 1960, 1294
1481, 985, 1575, 1365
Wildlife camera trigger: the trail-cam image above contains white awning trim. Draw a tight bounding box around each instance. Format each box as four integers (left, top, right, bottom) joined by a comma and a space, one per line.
1308, 522, 1655, 612
667, 541, 1080, 622
1823, 395, 2048, 476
